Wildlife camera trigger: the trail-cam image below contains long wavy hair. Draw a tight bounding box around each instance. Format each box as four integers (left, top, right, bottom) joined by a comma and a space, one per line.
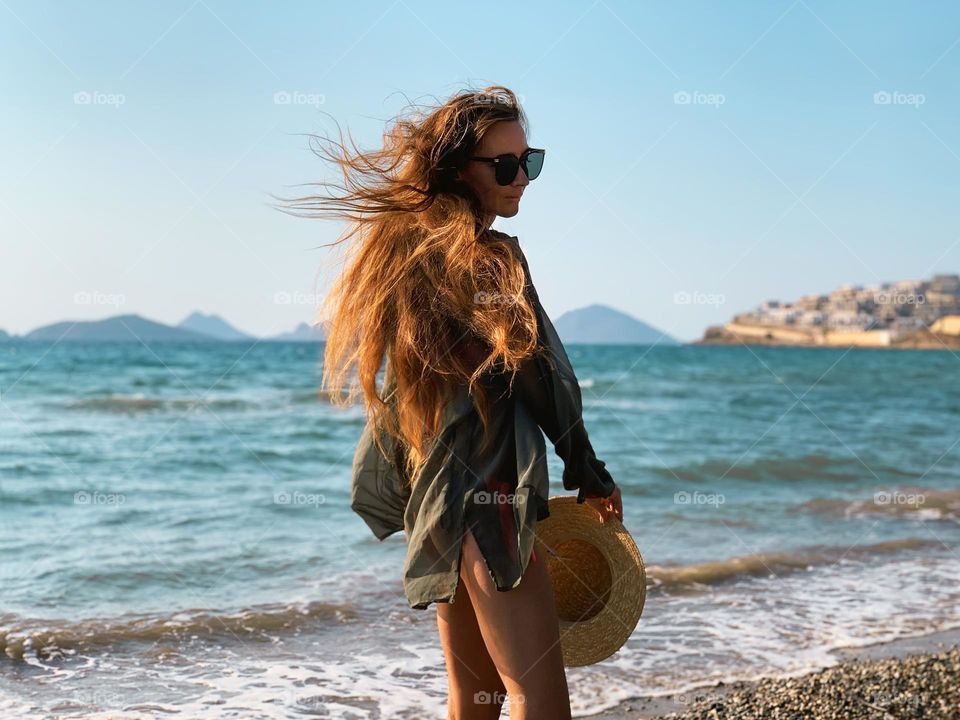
272, 85, 544, 487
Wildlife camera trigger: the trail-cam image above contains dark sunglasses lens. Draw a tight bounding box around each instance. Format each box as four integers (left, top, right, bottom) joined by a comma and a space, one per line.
524, 150, 544, 181
495, 155, 520, 185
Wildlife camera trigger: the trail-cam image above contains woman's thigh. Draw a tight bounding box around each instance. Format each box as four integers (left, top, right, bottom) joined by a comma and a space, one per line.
436, 541, 507, 717
458, 524, 571, 718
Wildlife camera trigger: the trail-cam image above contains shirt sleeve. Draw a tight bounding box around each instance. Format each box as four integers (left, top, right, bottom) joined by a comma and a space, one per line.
349, 356, 411, 541
482, 232, 617, 504
506, 246, 617, 504
511, 343, 618, 504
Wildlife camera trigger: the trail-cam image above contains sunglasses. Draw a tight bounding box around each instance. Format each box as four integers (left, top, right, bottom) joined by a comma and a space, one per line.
469, 147, 545, 186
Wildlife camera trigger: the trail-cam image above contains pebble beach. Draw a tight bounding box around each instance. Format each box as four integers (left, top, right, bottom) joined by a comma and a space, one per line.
590, 628, 960, 720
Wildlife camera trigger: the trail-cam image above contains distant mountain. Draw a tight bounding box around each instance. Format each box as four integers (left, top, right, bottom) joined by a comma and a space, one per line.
14, 305, 671, 345
177, 311, 255, 341
24, 314, 218, 342
266, 321, 327, 342
554, 304, 678, 345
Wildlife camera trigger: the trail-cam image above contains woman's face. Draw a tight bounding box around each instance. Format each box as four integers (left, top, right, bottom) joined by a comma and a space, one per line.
457, 120, 530, 227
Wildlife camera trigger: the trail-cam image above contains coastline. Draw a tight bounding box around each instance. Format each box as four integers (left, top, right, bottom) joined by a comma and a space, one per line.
695, 324, 960, 350
586, 626, 960, 719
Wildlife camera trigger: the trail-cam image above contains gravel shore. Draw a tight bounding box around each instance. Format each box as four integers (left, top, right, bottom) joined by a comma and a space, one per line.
586, 629, 960, 719
654, 648, 960, 719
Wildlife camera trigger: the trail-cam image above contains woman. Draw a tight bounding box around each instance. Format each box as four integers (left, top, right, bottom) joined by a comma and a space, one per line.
277, 85, 623, 719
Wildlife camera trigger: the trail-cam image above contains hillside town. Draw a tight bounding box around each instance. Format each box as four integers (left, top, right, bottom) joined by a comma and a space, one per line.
700, 273, 960, 348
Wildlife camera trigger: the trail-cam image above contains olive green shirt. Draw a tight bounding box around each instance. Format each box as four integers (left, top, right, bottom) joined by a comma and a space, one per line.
350, 230, 617, 610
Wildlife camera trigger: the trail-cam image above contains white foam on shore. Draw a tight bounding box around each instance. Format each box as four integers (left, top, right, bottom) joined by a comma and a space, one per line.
3, 548, 958, 718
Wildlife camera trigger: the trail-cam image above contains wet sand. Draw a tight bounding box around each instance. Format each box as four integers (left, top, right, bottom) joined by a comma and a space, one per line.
586, 627, 960, 719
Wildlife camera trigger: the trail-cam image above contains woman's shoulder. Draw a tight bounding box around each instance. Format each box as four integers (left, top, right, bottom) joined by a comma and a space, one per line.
487, 228, 528, 264
488, 228, 518, 242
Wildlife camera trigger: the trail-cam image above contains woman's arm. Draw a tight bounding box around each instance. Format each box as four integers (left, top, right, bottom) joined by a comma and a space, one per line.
451, 319, 616, 502
511, 341, 618, 504
497, 237, 619, 505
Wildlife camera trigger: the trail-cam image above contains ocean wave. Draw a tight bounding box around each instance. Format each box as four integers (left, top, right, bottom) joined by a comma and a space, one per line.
795, 487, 960, 522
33, 428, 96, 438
63, 394, 257, 413
662, 512, 755, 528
653, 453, 920, 484
646, 537, 937, 591
289, 388, 356, 405
0, 462, 59, 479
0, 601, 358, 662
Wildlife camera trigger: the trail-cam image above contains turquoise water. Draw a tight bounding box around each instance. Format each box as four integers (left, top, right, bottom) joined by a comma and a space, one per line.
2, 341, 959, 717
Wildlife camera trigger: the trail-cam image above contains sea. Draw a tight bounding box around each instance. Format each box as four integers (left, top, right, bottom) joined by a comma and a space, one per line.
1, 340, 958, 718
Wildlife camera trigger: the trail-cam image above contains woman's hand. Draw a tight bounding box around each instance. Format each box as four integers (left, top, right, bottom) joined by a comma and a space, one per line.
585, 486, 623, 525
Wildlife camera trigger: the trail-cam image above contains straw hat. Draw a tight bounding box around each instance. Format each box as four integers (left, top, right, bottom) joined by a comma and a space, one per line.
533, 495, 646, 667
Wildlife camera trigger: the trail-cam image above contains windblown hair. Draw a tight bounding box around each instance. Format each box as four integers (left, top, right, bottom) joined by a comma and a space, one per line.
272, 85, 544, 487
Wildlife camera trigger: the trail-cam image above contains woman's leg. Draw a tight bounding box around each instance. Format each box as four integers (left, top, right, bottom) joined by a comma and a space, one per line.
436, 535, 507, 720
458, 525, 572, 720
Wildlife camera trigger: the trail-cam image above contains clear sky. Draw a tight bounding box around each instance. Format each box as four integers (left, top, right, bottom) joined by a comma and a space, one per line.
3, 1, 959, 342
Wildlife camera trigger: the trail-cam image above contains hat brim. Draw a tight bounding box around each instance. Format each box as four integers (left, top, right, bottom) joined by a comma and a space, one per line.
533, 495, 646, 667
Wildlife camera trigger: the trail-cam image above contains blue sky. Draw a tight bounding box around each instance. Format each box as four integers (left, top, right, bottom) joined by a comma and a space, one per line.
3, 1, 959, 341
